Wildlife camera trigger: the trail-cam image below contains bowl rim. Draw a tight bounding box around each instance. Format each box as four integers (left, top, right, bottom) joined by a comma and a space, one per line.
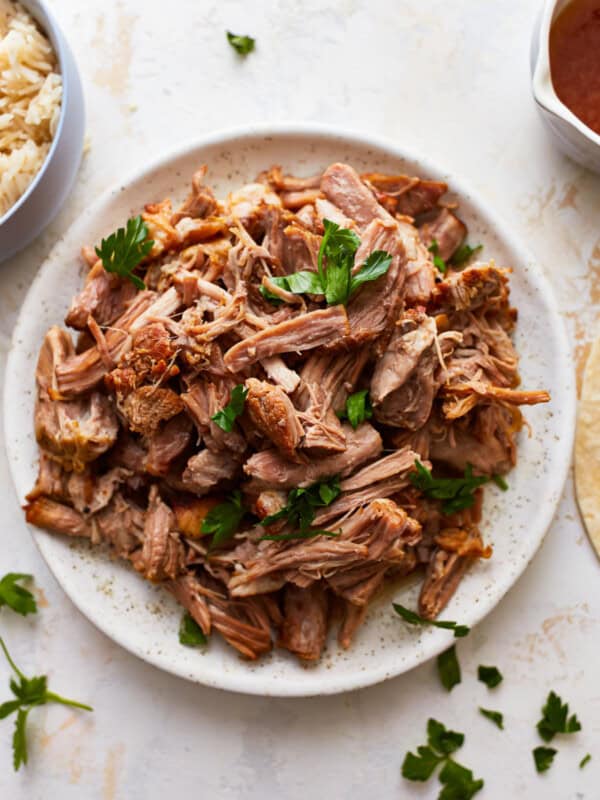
532, 0, 600, 147
4, 122, 576, 696
0, 0, 71, 227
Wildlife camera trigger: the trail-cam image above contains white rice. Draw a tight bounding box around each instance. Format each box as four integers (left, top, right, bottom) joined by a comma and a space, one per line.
0, 0, 62, 217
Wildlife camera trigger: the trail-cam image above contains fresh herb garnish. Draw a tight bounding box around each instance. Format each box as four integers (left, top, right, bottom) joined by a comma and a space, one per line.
450, 243, 483, 267
0, 574, 37, 616
479, 708, 504, 730
492, 474, 509, 491
200, 491, 245, 547
536, 691, 581, 742
402, 718, 483, 798
211, 384, 248, 432
262, 220, 392, 307
438, 645, 461, 691
0, 636, 92, 771
580, 753, 592, 769
477, 664, 503, 689
409, 460, 489, 515
428, 239, 447, 274
392, 603, 470, 638
533, 746, 557, 773
336, 390, 373, 429
260, 478, 341, 540
179, 613, 207, 647
95, 215, 153, 290
226, 31, 255, 55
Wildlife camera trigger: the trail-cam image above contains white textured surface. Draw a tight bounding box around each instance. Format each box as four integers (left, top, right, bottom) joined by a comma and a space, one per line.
0, 0, 599, 796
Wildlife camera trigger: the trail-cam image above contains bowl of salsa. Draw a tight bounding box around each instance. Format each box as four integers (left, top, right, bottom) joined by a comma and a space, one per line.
532, 0, 600, 173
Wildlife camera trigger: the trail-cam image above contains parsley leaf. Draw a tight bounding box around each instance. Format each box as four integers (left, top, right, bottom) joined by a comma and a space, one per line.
211, 384, 248, 432
95, 215, 153, 290
580, 753, 592, 769
428, 238, 447, 274
260, 478, 340, 541
438, 645, 461, 691
0, 574, 37, 616
533, 746, 557, 773
492, 474, 509, 491
479, 708, 504, 730
409, 460, 488, 515
402, 746, 442, 781
179, 613, 207, 647
438, 759, 484, 799
477, 664, 503, 688
349, 250, 393, 295
427, 718, 464, 755
261, 270, 325, 302
200, 491, 245, 547
536, 691, 581, 742
0, 636, 92, 772
226, 31, 255, 55
336, 390, 373, 429
450, 243, 483, 267
392, 603, 470, 638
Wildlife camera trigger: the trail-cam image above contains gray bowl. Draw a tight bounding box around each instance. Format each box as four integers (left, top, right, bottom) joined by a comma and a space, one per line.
531, 0, 600, 174
0, 0, 85, 262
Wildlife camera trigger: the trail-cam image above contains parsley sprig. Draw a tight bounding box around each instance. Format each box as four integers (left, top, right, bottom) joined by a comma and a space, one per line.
392, 603, 470, 638
226, 31, 255, 55
402, 718, 484, 798
0, 573, 37, 616
428, 239, 447, 274
477, 664, 503, 689
95, 215, 154, 290
536, 691, 581, 742
260, 478, 341, 541
409, 460, 489, 515
201, 491, 246, 547
0, 636, 92, 771
336, 390, 373, 429
261, 219, 392, 307
479, 708, 504, 730
450, 242, 483, 267
438, 645, 462, 692
533, 746, 557, 773
211, 384, 248, 432
179, 613, 208, 647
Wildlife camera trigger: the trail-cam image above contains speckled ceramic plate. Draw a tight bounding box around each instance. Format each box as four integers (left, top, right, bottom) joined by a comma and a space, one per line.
4, 124, 575, 696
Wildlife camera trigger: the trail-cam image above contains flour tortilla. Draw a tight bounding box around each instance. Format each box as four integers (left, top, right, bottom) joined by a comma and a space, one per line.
575, 336, 600, 558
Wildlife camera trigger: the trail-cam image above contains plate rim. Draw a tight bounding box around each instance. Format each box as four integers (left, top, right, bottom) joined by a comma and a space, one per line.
4, 121, 576, 696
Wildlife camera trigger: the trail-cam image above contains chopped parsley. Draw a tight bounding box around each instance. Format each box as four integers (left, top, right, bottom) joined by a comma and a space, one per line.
536, 691, 581, 742
450, 243, 483, 267
0, 574, 37, 617
200, 491, 246, 547
226, 31, 255, 55
437, 645, 461, 691
428, 238, 447, 274
211, 384, 248, 432
392, 603, 470, 638
477, 664, 503, 689
336, 389, 373, 429
479, 708, 504, 730
580, 753, 592, 769
492, 474, 509, 491
409, 460, 488, 515
260, 478, 340, 540
533, 746, 557, 773
179, 613, 207, 647
95, 215, 153, 290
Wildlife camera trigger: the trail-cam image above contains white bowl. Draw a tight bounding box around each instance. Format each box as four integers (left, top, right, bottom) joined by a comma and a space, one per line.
0, 0, 85, 262
531, 0, 600, 173
4, 124, 575, 696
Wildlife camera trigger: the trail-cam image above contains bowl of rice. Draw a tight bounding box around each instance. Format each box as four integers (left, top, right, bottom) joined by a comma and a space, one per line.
0, 0, 84, 262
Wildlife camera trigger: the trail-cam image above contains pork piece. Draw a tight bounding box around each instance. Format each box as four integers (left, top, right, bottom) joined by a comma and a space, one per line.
24, 497, 90, 538
394, 219, 436, 306
260, 356, 300, 394
56, 289, 180, 397
106, 322, 178, 398
142, 199, 180, 258
167, 573, 212, 635
434, 526, 492, 560
419, 547, 470, 619
321, 162, 392, 227
252, 489, 288, 520
295, 382, 346, 453
432, 264, 509, 313
263, 165, 323, 193
181, 378, 246, 453
370, 311, 440, 430
108, 432, 147, 472
278, 583, 329, 661
418, 208, 467, 262
65, 261, 137, 330
243, 423, 382, 490
280, 188, 323, 210
120, 386, 184, 434
314, 197, 355, 229
440, 380, 550, 420
338, 601, 368, 649
361, 172, 448, 217
245, 378, 304, 459
313, 448, 423, 526
145, 413, 194, 476
345, 219, 407, 344
132, 486, 184, 582
182, 449, 242, 495
94, 493, 144, 556
279, 222, 321, 274
327, 564, 386, 606
35, 328, 118, 470
171, 165, 219, 224
223, 306, 349, 372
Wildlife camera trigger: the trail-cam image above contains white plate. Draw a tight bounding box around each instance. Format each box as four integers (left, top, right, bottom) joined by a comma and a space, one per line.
4, 124, 575, 697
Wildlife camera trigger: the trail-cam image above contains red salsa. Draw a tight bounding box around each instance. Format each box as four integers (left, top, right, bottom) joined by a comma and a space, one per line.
549, 0, 600, 135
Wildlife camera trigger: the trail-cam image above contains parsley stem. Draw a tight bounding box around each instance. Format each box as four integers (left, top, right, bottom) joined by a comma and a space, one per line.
44, 692, 93, 712
0, 637, 25, 681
